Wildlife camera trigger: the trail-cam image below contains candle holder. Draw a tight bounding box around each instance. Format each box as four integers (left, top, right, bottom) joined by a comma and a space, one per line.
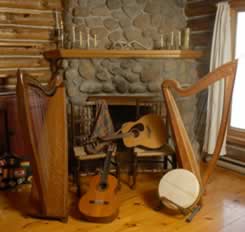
75, 30, 98, 49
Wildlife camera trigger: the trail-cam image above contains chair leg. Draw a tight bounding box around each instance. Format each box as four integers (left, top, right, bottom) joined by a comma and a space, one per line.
163, 156, 168, 170
76, 158, 81, 197
131, 154, 138, 189
172, 154, 177, 169
115, 154, 121, 190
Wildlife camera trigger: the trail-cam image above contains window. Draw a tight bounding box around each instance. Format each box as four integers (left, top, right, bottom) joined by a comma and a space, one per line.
229, 9, 245, 145
231, 12, 245, 129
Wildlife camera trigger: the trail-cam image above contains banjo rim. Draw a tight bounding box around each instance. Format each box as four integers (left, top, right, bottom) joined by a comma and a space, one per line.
158, 169, 201, 210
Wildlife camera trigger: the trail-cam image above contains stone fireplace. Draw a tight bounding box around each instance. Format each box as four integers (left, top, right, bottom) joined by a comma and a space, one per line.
62, 0, 203, 154
62, 0, 194, 100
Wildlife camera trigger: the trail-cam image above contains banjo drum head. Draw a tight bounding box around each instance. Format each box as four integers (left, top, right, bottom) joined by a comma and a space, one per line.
158, 169, 200, 210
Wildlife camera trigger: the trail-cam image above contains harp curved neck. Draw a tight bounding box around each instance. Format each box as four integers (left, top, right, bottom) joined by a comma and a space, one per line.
163, 60, 237, 97
17, 70, 63, 96
162, 60, 238, 189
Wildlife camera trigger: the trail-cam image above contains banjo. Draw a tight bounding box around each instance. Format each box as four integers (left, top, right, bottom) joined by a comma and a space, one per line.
158, 169, 202, 222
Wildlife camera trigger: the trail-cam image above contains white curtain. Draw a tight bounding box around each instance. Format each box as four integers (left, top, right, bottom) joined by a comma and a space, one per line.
203, 2, 232, 156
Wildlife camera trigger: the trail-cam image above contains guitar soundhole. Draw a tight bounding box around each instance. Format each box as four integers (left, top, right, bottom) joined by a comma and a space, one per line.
98, 182, 108, 191
130, 123, 144, 137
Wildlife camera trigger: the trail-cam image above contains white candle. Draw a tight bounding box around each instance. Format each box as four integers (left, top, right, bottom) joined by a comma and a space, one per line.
80, 32, 83, 48
94, 34, 97, 48
160, 34, 164, 48
170, 32, 174, 47
72, 25, 76, 44
55, 10, 59, 29
178, 31, 181, 48
87, 30, 90, 49
60, 20, 64, 47
184, 27, 190, 49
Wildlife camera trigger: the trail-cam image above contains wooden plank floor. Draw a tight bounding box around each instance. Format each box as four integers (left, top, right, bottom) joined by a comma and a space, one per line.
0, 166, 245, 232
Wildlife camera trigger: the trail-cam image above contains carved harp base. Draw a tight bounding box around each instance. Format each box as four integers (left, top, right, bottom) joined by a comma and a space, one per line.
27, 205, 68, 223
27, 181, 69, 223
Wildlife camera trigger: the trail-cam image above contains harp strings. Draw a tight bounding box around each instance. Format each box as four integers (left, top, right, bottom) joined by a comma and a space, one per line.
192, 90, 208, 153
28, 86, 51, 186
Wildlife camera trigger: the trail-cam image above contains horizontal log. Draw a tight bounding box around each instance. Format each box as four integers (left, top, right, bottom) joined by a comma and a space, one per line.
0, 47, 43, 55
0, 69, 51, 79
14, 27, 56, 35
4, 75, 51, 85
230, 0, 245, 9
0, 12, 56, 27
0, 41, 56, 49
185, 1, 217, 17
191, 31, 213, 47
0, 22, 54, 30
187, 15, 215, 32
0, 38, 55, 43
0, 7, 61, 15
0, 68, 52, 81
0, 68, 51, 87
0, 54, 43, 59
0, 29, 52, 40
0, 0, 62, 11
0, 58, 49, 69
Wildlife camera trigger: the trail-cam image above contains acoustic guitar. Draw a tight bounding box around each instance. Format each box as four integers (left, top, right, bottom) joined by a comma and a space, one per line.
121, 113, 167, 149
78, 145, 119, 223
84, 113, 167, 153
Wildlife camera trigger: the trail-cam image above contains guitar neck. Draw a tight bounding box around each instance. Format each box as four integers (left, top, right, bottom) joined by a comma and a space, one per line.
83, 131, 134, 146
100, 131, 133, 142
100, 144, 114, 187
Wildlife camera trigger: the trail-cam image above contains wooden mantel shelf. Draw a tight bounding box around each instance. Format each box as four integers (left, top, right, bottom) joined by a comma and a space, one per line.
44, 48, 204, 60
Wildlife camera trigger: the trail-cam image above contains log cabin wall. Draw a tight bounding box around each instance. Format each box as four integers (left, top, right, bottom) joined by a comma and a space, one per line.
186, 0, 218, 51
185, 0, 224, 147
185, 0, 224, 76
0, 0, 63, 87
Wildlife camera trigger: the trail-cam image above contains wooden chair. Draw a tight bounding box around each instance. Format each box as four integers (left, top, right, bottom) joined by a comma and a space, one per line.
70, 101, 120, 196
130, 99, 176, 189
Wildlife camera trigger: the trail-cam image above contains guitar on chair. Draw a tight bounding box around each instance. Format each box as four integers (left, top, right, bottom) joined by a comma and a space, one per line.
78, 144, 119, 223
84, 113, 167, 154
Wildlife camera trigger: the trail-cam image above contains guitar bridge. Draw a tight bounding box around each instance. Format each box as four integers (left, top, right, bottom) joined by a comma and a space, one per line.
89, 199, 109, 205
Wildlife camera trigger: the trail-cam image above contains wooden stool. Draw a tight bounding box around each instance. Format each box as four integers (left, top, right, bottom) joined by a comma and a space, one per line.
131, 144, 176, 189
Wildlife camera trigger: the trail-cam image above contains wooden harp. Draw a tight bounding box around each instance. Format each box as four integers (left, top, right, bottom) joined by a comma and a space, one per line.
16, 71, 68, 221
162, 60, 238, 189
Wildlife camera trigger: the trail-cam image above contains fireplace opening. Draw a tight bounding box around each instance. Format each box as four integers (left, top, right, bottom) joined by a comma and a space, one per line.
70, 99, 167, 173
109, 105, 137, 131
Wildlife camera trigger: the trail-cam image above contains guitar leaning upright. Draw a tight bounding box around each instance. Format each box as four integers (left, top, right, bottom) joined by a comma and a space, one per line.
78, 144, 119, 223
78, 113, 168, 222
84, 113, 167, 154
